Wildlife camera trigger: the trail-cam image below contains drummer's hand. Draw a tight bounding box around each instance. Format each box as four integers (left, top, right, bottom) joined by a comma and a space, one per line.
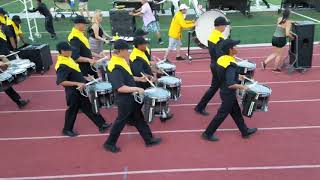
0, 61, 5, 67
239, 75, 246, 81
76, 82, 86, 91
135, 87, 145, 94
0, 55, 5, 59
242, 85, 250, 91
88, 59, 97, 65
129, 12, 134, 16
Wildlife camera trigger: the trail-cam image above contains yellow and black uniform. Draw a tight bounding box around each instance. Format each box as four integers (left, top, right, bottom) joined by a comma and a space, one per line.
68, 27, 97, 77
55, 54, 108, 133
194, 29, 225, 113
168, 11, 194, 40
129, 47, 153, 89
203, 55, 249, 137
104, 54, 153, 147
5, 18, 22, 51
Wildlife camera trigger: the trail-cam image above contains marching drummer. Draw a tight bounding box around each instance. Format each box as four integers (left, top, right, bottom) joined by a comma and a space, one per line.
129, 36, 173, 122
68, 15, 104, 78
55, 41, 111, 137
194, 16, 230, 116
5, 15, 27, 51
0, 24, 30, 108
104, 39, 161, 153
163, 4, 195, 61
202, 39, 257, 141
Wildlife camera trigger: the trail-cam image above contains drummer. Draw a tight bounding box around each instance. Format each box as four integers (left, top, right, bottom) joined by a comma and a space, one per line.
163, 4, 195, 61
68, 15, 104, 78
194, 16, 230, 116
5, 15, 27, 51
55, 41, 111, 137
202, 39, 257, 141
129, 36, 173, 121
104, 39, 161, 153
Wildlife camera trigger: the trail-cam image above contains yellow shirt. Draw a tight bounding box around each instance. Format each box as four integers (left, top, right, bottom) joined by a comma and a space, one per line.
208, 29, 224, 44
217, 55, 236, 68
130, 48, 150, 65
0, 15, 8, 25
55, 55, 81, 72
168, 11, 194, 40
108, 55, 133, 75
68, 27, 90, 49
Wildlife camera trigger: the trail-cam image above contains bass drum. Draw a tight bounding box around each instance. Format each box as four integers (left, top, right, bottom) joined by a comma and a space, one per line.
193, 10, 231, 48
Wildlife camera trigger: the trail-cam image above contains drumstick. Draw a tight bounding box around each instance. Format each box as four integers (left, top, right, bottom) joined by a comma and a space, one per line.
159, 68, 170, 76
96, 56, 108, 64
5, 51, 20, 58
235, 57, 246, 61
140, 72, 156, 87
243, 76, 256, 83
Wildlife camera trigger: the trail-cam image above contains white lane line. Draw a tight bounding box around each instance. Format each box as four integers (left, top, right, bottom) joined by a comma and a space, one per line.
291, 11, 320, 23
2, 79, 320, 94
0, 98, 320, 114
3, 164, 320, 179
0, 125, 320, 141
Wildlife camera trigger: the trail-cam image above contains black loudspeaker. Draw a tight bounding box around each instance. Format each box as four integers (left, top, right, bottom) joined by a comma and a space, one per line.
290, 21, 315, 68
18, 44, 53, 73
208, 0, 251, 15
109, 8, 135, 37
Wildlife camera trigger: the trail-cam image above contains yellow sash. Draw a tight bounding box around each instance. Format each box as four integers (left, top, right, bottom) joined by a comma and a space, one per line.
55, 55, 81, 72
7, 18, 23, 36
68, 27, 90, 49
129, 48, 150, 65
208, 29, 224, 44
0, 15, 8, 25
0, 29, 7, 41
217, 55, 236, 68
108, 55, 133, 75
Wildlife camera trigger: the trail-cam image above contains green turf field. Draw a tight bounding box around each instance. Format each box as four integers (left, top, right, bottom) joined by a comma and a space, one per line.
1, 0, 319, 50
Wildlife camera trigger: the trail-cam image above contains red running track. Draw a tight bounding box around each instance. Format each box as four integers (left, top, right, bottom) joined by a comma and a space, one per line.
0, 45, 320, 179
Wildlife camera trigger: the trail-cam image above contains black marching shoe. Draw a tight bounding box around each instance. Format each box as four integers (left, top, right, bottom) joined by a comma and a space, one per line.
17, 99, 30, 108
104, 143, 121, 153
99, 123, 112, 133
201, 133, 219, 142
194, 107, 209, 116
242, 128, 258, 139
160, 113, 173, 122
146, 137, 162, 147
62, 129, 79, 137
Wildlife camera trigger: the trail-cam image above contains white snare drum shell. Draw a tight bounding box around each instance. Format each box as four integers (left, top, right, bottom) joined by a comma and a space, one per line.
156, 63, 176, 71
237, 60, 257, 70
144, 87, 171, 101
95, 82, 113, 93
158, 76, 181, 86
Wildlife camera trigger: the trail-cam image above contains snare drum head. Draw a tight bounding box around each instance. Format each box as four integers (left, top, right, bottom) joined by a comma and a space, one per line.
248, 83, 272, 95
195, 10, 231, 47
158, 76, 181, 85
18, 62, 35, 69
144, 87, 171, 99
95, 82, 112, 91
6, 68, 27, 75
157, 62, 176, 70
10, 59, 31, 65
237, 60, 256, 70
0, 72, 13, 81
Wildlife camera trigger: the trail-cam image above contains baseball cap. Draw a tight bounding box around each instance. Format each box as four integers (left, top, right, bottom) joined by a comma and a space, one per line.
134, 29, 148, 37
73, 15, 89, 24
220, 39, 240, 54
12, 15, 22, 24
179, 4, 189, 10
56, 41, 72, 53
0, 7, 7, 15
133, 36, 148, 47
214, 16, 230, 26
114, 39, 129, 50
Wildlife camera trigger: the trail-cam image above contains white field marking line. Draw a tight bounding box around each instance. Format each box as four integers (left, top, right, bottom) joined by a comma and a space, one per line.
291, 11, 320, 23
2, 79, 320, 94
0, 98, 320, 114
2, 164, 320, 179
1, 125, 320, 141
0, 0, 19, 7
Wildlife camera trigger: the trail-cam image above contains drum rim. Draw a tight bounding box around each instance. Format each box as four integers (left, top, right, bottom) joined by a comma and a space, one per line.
158, 76, 181, 84
237, 61, 257, 69
6, 68, 27, 74
0, 72, 13, 81
144, 87, 171, 99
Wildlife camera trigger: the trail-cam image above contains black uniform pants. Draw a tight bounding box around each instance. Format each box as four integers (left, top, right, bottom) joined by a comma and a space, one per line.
105, 101, 153, 146
262, 0, 270, 7
204, 93, 248, 136
64, 93, 106, 131
195, 65, 220, 111
45, 16, 56, 35
5, 87, 21, 105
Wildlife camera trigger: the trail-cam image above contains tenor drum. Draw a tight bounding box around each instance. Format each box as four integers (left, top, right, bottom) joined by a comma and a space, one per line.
17, 62, 36, 76
157, 76, 182, 100
156, 62, 176, 78
94, 82, 114, 108
143, 87, 171, 123
193, 10, 231, 48
5, 67, 28, 84
237, 60, 256, 80
241, 83, 272, 117
0, 72, 14, 92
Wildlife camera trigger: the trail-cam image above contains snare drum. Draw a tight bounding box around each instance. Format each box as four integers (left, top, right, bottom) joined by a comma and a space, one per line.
17, 62, 36, 76
0, 72, 14, 92
5, 67, 28, 84
157, 76, 182, 100
193, 10, 231, 48
241, 83, 272, 117
156, 62, 176, 78
94, 82, 114, 108
237, 60, 256, 80
143, 87, 171, 123
9, 59, 31, 66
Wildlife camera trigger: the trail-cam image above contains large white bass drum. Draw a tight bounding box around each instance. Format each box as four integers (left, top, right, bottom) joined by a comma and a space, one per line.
193, 10, 231, 48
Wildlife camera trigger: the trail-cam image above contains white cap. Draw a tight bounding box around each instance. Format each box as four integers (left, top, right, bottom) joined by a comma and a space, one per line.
179, 4, 189, 10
